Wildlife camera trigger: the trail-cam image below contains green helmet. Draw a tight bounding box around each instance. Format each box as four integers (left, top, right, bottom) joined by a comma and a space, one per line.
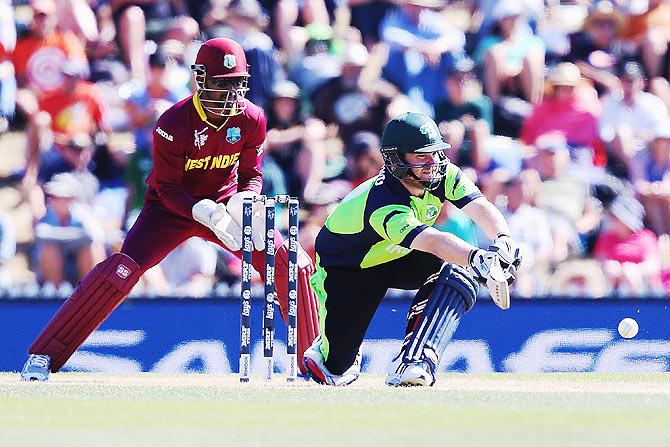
380, 112, 451, 190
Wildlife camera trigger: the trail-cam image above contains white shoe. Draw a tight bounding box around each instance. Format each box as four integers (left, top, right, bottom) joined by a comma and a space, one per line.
303, 336, 361, 386
21, 354, 51, 382
385, 355, 435, 387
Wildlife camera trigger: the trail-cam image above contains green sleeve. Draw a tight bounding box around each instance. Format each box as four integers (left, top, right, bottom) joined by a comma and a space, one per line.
444, 164, 482, 208
369, 205, 425, 246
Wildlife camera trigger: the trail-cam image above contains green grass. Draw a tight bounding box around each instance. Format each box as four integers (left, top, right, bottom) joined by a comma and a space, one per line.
1, 373, 670, 447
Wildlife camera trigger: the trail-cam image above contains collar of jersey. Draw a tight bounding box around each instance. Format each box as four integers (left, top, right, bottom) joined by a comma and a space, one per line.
192, 95, 230, 131
384, 167, 413, 199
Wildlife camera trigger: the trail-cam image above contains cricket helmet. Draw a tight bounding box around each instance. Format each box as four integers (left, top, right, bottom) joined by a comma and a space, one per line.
191, 38, 250, 116
380, 112, 450, 190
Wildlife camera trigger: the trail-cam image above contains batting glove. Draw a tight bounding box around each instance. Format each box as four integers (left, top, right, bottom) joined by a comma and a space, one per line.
192, 199, 242, 252
489, 234, 522, 278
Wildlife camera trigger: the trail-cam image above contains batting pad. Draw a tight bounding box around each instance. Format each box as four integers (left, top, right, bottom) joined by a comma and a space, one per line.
29, 253, 142, 372
403, 264, 478, 365
275, 241, 319, 373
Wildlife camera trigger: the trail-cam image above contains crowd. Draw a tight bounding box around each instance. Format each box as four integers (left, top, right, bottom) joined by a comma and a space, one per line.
1, 0, 670, 298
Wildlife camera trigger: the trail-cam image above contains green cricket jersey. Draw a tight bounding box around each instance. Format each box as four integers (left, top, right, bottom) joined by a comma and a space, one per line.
314, 165, 482, 268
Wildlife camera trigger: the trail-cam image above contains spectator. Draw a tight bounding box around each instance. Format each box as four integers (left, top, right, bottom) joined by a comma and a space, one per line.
34, 173, 105, 287
154, 237, 219, 297
0, 0, 16, 133
632, 120, 670, 235
621, 0, 670, 79
599, 61, 668, 179
259, 0, 330, 56
289, 23, 342, 99
594, 192, 662, 295
11, 0, 88, 121
501, 170, 553, 296
0, 209, 16, 289
380, 0, 465, 115
473, 0, 545, 105
349, 0, 395, 46
564, 1, 632, 94
312, 42, 394, 146
345, 131, 384, 188
530, 134, 599, 265
211, 0, 279, 110
110, 0, 199, 80
122, 50, 190, 223
521, 62, 602, 164
435, 56, 493, 171
265, 80, 328, 203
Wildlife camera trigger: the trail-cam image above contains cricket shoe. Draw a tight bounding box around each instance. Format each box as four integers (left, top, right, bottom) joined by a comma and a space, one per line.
21, 354, 51, 382
385, 355, 435, 387
303, 336, 361, 386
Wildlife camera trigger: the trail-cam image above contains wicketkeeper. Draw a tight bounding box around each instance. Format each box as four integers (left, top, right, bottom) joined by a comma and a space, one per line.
303, 112, 521, 386
20, 38, 320, 381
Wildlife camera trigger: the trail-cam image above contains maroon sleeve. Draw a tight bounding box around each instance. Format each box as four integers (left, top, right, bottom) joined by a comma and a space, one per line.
150, 114, 198, 218
237, 107, 266, 194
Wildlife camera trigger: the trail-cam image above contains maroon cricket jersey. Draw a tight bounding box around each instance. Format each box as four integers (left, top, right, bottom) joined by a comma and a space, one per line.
145, 95, 266, 218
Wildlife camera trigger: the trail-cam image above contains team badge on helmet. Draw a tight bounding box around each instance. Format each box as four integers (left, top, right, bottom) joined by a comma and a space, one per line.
226, 127, 241, 144
223, 54, 236, 69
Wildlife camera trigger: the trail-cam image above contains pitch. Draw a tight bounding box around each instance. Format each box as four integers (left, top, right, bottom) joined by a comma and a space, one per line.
1, 373, 670, 447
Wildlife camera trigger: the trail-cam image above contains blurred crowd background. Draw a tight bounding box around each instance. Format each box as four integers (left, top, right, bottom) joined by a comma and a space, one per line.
2, 0, 670, 299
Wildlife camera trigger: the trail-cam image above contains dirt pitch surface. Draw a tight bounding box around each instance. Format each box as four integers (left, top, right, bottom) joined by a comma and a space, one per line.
2, 373, 670, 447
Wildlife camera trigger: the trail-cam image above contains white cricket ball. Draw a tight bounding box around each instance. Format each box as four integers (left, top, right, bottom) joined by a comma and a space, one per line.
618, 318, 639, 339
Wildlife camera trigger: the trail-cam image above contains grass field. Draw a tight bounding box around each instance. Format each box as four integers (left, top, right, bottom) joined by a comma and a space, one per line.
1, 373, 670, 447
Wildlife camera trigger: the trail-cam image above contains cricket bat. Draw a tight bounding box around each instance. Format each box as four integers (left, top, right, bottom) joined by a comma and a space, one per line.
487, 255, 510, 310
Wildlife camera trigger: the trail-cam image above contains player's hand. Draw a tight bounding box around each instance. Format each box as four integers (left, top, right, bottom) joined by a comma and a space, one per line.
489, 234, 522, 280
467, 248, 498, 286
192, 199, 242, 251
226, 191, 266, 251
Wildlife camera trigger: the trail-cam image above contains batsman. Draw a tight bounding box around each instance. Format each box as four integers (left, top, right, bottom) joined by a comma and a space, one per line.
20, 38, 320, 381
303, 112, 521, 386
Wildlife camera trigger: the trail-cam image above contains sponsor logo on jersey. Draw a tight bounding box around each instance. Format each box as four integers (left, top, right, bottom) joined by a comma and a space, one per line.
155, 127, 174, 141
226, 127, 241, 144
184, 152, 240, 171
194, 127, 209, 149
223, 54, 237, 69
425, 205, 439, 221
116, 264, 131, 279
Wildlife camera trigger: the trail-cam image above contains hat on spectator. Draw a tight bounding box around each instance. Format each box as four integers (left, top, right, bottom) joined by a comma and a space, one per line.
547, 62, 580, 86
44, 173, 79, 199
228, 0, 268, 27
402, 0, 447, 8
609, 193, 644, 232
347, 131, 381, 156
61, 60, 90, 79
343, 43, 369, 67
31, 0, 56, 14
449, 56, 475, 75
535, 132, 569, 153
652, 120, 670, 140
617, 61, 645, 80
492, 0, 524, 21
584, 1, 624, 35
272, 80, 300, 99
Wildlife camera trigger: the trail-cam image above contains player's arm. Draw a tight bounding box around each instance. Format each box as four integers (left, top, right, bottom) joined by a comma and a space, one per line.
151, 121, 199, 218
462, 196, 510, 240
237, 108, 266, 194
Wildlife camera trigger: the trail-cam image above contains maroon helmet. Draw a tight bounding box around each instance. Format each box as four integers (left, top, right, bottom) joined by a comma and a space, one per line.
191, 38, 250, 116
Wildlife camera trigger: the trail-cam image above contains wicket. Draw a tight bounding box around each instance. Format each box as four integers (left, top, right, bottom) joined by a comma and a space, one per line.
240, 195, 299, 382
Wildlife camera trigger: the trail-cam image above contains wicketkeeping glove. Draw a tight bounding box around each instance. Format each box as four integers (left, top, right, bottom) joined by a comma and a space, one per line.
226, 191, 266, 251
192, 199, 242, 251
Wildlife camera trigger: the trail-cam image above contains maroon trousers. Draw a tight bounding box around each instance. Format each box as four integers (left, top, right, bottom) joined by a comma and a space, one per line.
29, 199, 319, 372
